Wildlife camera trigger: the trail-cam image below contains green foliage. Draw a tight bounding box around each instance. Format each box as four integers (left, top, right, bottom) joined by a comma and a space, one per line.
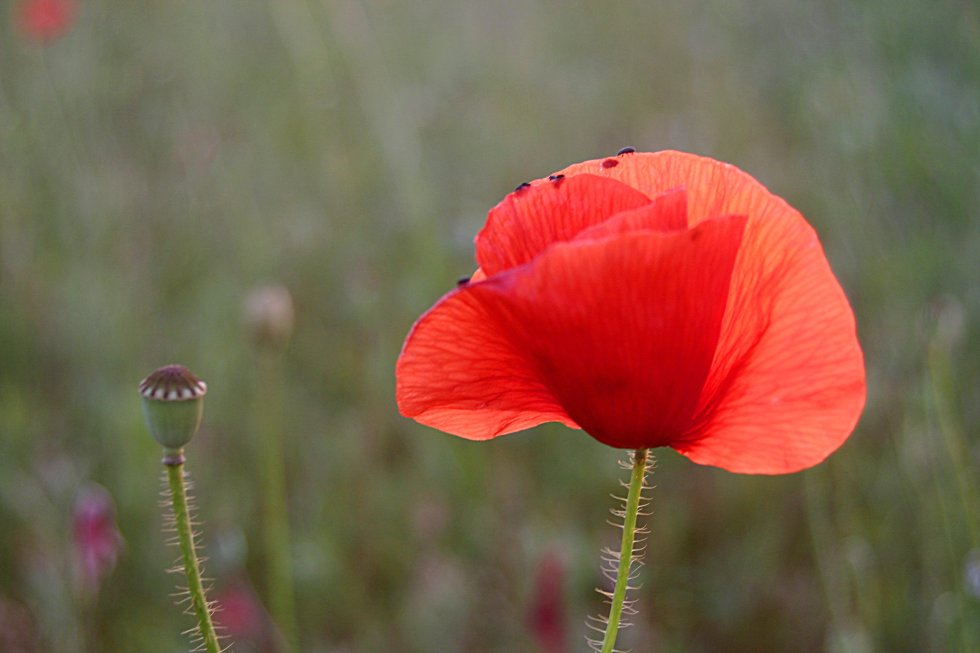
0, 0, 977, 651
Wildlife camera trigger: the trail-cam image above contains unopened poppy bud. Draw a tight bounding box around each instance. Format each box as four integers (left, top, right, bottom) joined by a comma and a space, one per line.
244, 284, 294, 352
139, 365, 207, 454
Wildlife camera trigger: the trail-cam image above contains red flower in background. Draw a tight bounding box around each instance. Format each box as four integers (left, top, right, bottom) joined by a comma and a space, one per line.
213, 580, 266, 641
16, 0, 75, 42
396, 150, 865, 474
212, 578, 287, 652
72, 484, 123, 596
527, 552, 568, 653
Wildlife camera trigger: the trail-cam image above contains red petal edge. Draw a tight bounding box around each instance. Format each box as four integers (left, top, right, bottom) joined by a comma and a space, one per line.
476, 174, 654, 276
396, 287, 579, 440
573, 187, 687, 242
677, 215, 866, 473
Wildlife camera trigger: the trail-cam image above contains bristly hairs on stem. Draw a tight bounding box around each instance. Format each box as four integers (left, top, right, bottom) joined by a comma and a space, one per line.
586, 450, 653, 653
160, 468, 228, 653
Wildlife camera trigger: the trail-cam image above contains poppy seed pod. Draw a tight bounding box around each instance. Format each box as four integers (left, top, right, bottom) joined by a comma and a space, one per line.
139, 365, 207, 453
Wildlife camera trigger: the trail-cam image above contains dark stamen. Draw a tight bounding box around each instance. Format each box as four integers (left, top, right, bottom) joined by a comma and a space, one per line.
617, 146, 636, 155
457, 276, 471, 286
514, 181, 532, 192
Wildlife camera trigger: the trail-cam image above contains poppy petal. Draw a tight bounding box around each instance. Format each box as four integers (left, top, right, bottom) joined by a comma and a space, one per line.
573, 187, 688, 242
553, 150, 791, 231
396, 287, 579, 439
473, 213, 748, 449
675, 215, 866, 473
556, 151, 865, 472
476, 174, 653, 276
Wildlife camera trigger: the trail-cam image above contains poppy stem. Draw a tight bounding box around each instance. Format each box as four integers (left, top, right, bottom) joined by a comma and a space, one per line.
165, 455, 222, 653
256, 352, 299, 651
596, 448, 650, 653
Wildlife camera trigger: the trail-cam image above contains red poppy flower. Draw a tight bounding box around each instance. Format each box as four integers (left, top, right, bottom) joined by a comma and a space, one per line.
396, 151, 865, 474
16, 0, 75, 42
72, 484, 123, 596
528, 551, 569, 653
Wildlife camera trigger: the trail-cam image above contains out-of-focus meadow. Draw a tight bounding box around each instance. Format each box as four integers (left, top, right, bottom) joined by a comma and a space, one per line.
1, 0, 978, 651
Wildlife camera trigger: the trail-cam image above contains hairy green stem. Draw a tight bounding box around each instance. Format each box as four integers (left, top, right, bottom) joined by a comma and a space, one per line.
600, 448, 649, 653
166, 457, 221, 653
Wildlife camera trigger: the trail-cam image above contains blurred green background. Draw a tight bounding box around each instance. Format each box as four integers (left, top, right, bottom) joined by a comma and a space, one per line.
1, 0, 978, 651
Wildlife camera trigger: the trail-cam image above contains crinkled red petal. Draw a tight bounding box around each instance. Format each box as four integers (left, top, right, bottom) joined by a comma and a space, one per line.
476, 174, 653, 276
574, 187, 687, 241
471, 213, 747, 449
676, 214, 866, 473
396, 287, 579, 440
553, 151, 781, 230
552, 150, 865, 472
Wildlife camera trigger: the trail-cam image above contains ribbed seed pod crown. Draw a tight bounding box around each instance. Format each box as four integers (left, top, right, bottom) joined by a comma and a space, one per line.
139, 365, 207, 452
